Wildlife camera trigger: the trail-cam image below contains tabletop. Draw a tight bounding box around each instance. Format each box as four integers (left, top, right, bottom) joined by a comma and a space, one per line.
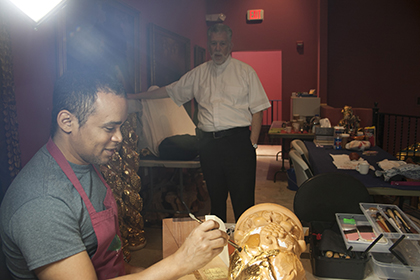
269, 121, 315, 139
305, 141, 420, 194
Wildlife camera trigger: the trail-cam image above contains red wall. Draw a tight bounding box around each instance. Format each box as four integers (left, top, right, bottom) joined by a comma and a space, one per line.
206, 0, 319, 121
327, 0, 420, 116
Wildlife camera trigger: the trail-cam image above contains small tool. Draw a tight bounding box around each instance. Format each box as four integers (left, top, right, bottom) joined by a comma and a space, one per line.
189, 213, 242, 252
393, 209, 418, 234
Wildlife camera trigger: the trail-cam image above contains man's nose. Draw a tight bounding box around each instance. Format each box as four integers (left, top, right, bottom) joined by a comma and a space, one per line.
112, 128, 123, 143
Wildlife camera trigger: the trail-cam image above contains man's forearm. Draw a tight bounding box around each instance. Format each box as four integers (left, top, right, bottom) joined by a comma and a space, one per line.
127, 87, 169, 100
250, 111, 264, 145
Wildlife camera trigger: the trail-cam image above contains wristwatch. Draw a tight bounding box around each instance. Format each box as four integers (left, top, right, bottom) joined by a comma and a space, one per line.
252, 143, 258, 149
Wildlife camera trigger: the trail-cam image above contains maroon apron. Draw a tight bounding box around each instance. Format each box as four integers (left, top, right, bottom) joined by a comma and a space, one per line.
46, 138, 125, 279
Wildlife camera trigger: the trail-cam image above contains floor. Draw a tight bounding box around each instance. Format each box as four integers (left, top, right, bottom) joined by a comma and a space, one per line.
129, 144, 293, 269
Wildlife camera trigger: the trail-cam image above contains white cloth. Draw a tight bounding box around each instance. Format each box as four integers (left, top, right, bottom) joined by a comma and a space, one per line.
378, 159, 407, 171
330, 154, 371, 170
165, 55, 271, 132
128, 86, 196, 156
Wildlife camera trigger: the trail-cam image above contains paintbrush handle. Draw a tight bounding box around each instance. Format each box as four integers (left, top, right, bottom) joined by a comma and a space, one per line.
394, 210, 418, 234
189, 213, 242, 252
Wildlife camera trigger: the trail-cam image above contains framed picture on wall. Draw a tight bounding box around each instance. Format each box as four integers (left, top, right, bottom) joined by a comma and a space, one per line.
56, 0, 141, 93
148, 23, 190, 87
194, 45, 206, 67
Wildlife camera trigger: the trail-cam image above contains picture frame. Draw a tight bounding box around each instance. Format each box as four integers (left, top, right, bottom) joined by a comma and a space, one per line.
194, 45, 207, 67
148, 23, 190, 87
56, 0, 141, 93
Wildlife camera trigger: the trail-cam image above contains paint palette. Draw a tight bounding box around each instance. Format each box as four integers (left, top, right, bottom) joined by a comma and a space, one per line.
336, 213, 391, 253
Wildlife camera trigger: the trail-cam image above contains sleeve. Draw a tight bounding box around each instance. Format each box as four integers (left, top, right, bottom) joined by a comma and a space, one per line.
165, 69, 198, 107
247, 70, 271, 114
9, 197, 87, 271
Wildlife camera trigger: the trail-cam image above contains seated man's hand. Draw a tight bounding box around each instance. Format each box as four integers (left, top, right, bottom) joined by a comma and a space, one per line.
172, 220, 228, 275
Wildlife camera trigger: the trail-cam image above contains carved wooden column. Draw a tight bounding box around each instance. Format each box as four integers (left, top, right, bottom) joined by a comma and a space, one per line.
101, 113, 146, 262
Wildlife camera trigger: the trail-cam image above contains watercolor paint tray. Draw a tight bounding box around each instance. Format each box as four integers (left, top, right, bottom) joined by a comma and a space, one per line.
336, 213, 391, 253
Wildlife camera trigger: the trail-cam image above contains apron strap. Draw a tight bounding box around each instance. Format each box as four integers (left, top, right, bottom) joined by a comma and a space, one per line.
46, 137, 96, 215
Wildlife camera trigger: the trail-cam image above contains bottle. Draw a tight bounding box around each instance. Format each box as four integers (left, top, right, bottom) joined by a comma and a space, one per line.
334, 136, 342, 150
310, 114, 321, 134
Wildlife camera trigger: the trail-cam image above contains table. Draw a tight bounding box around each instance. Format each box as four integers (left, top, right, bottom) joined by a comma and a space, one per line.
268, 121, 315, 181
305, 141, 420, 200
139, 158, 201, 214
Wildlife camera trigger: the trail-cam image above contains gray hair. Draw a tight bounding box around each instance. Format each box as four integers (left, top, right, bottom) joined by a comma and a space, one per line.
207, 24, 232, 41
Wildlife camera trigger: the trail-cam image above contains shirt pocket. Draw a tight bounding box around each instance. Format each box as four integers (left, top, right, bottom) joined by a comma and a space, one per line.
223, 86, 247, 105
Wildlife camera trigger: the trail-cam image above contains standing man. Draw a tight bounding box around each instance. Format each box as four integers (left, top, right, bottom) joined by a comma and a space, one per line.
129, 24, 271, 222
0, 71, 227, 279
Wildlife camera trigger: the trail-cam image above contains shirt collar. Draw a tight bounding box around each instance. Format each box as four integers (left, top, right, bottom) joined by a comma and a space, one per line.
212, 55, 231, 71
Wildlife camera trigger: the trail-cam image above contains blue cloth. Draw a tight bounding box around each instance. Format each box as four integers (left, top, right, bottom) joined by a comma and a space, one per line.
305, 141, 420, 191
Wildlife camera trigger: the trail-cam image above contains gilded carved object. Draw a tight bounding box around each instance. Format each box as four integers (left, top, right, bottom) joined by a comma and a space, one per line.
229, 203, 307, 280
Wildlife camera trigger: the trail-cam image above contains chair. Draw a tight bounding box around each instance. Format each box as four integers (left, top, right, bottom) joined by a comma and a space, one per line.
291, 139, 310, 168
289, 149, 313, 188
293, 173, 372, 225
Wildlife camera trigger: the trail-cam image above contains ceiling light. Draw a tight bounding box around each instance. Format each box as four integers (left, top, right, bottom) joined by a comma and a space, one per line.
9, 0, 67, 26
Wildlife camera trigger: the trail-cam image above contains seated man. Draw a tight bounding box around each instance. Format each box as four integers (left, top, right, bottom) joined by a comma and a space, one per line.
0, 71, 227, 279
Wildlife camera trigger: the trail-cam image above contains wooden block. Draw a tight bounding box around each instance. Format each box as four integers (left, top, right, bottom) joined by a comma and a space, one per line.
162, 217, 200, 258
162, 217, 229, 280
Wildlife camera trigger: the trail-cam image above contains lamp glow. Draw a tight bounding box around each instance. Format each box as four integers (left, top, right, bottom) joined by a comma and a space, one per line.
9, 0, 67, 25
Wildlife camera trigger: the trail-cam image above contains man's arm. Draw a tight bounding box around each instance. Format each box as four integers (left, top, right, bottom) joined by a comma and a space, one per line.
250, 111, 264, 146
34, 220, 227, 280
127, 87, 169, 100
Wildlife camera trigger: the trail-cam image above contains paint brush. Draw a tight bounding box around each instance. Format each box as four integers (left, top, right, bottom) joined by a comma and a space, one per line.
189, 213, 242, 252
393, 209, 418, 234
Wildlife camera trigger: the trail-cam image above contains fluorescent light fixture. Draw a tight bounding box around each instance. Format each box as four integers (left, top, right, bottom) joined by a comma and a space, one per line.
9, 0, 67, 26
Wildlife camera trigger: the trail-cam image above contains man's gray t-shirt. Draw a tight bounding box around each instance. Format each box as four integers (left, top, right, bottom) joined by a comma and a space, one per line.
0, 145, 107, 279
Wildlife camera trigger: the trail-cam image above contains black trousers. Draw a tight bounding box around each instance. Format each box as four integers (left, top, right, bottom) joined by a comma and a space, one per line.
197, 127, 256, 222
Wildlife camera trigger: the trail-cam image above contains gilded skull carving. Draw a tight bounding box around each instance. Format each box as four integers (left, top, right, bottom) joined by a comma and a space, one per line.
229, 203, 306, 280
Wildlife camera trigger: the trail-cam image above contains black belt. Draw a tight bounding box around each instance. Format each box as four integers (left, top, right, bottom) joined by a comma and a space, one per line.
198, 127, 249, 139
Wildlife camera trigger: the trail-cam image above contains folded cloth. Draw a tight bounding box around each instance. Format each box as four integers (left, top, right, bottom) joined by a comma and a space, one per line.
379, 164, 420, 181
330, 154, 370, 170
378, 159, 407, 171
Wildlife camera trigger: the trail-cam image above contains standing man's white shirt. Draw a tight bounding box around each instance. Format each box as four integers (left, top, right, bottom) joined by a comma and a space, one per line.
166, 55, 270, 132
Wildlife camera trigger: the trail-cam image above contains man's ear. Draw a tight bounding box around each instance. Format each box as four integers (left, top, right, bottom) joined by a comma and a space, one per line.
56, 110, 76, 134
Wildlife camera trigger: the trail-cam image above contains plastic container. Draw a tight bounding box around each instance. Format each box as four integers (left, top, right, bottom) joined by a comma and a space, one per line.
360, 203, 420, 240
310, 114, 321, 134
334, 126, 345, 138
336, 213, 390, 253
286, 168, 298, 191
370, 238, 420, 279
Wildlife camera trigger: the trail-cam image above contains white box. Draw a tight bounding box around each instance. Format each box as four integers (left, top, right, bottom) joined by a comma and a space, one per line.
290, 97, 320, 119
